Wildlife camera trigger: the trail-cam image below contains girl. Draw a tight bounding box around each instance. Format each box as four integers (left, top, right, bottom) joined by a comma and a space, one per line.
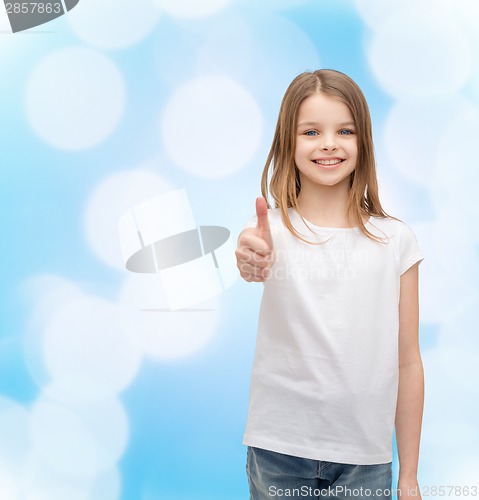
235, 70, 424, 500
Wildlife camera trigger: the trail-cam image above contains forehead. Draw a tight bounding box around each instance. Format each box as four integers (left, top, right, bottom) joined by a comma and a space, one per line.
297, 93, 353, 123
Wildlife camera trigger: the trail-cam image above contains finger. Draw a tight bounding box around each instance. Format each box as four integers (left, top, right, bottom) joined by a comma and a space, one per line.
255, 197, 273, 250
236, 247, 272, 269
241, 232, 272, 257
241, 272, 265, 283
240, 261, 272, 281
238, 261, 266, 276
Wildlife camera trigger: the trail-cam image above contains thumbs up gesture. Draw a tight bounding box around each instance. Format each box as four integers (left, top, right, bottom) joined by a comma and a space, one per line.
235, 197, 274, 282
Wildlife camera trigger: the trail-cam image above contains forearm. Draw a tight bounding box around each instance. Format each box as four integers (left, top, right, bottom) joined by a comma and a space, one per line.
395, 358, 424, 480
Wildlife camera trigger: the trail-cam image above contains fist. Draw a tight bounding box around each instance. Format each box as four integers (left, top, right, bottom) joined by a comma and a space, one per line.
235, 197, 274, 282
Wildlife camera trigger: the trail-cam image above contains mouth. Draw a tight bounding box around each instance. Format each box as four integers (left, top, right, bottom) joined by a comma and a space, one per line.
312, 158, 345, 169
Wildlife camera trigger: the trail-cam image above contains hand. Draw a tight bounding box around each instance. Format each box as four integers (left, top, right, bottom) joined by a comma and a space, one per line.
397, 478, 422, 500
235, 197, 274, 282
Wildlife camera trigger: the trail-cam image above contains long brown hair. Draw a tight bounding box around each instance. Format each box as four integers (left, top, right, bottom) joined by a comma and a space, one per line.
260, 69, 394, 244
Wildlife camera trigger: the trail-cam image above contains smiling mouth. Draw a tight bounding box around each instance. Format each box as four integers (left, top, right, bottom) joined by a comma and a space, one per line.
313, 159, 345, 167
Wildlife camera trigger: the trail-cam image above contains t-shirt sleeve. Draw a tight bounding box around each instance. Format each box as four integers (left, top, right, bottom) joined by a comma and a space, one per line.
399, 222, 424, 275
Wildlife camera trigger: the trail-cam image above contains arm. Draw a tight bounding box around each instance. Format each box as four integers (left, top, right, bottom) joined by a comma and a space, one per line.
395, 262, 424, 497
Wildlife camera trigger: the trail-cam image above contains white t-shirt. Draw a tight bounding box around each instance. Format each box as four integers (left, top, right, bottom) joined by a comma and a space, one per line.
242, 207, 424, 465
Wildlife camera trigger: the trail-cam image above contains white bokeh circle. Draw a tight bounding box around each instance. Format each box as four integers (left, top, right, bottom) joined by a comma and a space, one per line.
119, 274, 220, 359
431, 190, 479, 245
161, 76, 263, 178
444, 0, 479, 58
383, 96, 473, 186
438, 345, 479, 394
25, 47, 125, 150
29, 394, 128, 478
0, 476, 17, 500
0, 397, 31, 495
255, 0, 309, 9
22, 458, 93, 500
195, 14, 253, 81
422, 419, 479, 454
353, 0, 449, 30
24, 490, 89, 500
68, 0, 161, 50
152, 21, 198, 90
0, 12, 30, 91
242, 13, 320, 110
153, 0, 232, 18
412, 222, 478, 324
0, 4, 10, 32
436, 302, 479, 397
422, 350, 477, 426
84, 167, 173, 269
439, 300, 479, 354
21, 275, 85, 388
43, 295, 142, 397
421, 350, 479, 486
447, 457, 479, 489
89, 467, 121, 500
21, 466, 119, 500
367, 6, 472, 98
436, 103, 479, 201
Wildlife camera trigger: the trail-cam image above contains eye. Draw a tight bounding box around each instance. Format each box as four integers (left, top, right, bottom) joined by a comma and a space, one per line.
339, 129, 354, 135
304, 130, 318, 136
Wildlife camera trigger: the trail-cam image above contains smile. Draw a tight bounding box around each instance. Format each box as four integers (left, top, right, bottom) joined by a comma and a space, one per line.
313, 159, 345, 168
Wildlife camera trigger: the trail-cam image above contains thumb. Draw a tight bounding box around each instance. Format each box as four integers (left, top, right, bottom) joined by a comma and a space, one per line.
255, 197, 273, 250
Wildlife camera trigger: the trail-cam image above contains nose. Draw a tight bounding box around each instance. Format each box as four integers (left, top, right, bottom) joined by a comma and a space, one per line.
319, 135, 337, 151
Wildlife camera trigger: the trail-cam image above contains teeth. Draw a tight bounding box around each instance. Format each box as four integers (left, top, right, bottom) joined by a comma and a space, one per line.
315, 159, 343, 165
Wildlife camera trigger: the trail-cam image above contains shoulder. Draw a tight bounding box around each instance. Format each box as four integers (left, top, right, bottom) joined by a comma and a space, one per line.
367, 215, 416, 239
369, 217, 420, 255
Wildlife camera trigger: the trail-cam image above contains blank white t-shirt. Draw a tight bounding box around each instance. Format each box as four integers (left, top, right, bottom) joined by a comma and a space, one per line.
242, 207, 424, 465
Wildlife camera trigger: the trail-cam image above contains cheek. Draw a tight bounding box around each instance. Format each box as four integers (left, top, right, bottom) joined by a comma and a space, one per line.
350, 146, 358, 161
351, 140, 358, 157
294, 140, 310, 160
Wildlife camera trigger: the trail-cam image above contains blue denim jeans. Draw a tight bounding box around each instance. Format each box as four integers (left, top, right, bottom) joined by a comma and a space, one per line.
246, 446, 392, 499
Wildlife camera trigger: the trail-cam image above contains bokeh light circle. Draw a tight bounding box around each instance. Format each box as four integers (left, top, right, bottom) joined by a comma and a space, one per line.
84, 167, 172, 269
245, 13, 320, 110
119, 274, 220, 359
161, 76, 263, 178
22, 431, 120, 498
25, 47, 125, 150
436, 103, 479, 204
89, 467, 121, 500
43, 296, 142, 396
353, 0, 449, 30
30, 393, 129, 477
383, 96, 472, 186
0, 397, 30, 490
368, 6, 472, 98
154, 0, 232, 18
21, 275, 85, 388
68, 0, 161, 50
411, 222, 478, 323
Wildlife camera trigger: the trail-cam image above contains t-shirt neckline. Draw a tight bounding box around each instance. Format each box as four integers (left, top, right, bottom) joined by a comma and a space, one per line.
291, 208, 371, 232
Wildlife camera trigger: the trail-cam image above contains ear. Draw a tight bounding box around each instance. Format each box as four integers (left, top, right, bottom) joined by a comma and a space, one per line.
2, 0, 80, 33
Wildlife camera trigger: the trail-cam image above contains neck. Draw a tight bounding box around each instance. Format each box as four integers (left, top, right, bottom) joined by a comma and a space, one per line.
297, 178, 359, 228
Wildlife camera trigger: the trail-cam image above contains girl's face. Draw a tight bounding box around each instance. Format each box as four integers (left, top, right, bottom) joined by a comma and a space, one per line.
294, 92, 358, 192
